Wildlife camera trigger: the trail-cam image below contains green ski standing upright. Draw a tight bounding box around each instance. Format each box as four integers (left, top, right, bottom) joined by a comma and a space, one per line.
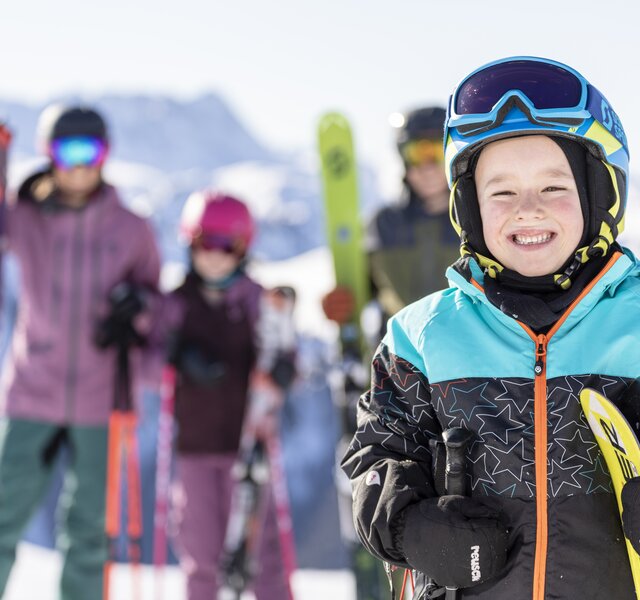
318, 112, 387, 600
318, 112, 369, 356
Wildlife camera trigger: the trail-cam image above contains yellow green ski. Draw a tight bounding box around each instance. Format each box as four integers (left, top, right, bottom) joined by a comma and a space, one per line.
317, 112, 369, 356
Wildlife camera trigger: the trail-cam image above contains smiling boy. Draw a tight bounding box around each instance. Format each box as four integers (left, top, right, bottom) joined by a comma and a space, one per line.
342, 57, 639, 599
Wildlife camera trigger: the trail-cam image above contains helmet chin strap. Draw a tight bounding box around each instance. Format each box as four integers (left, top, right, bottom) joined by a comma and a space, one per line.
461, 236, 610, 291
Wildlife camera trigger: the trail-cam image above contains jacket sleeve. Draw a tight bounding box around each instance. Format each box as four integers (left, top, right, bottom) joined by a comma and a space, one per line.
365, 210, 406, 317
129, 217, 162, 290
128, 216, 165, 391
5, 194, 26, 252
341, 329, 441, 565
137, 290, 185, 391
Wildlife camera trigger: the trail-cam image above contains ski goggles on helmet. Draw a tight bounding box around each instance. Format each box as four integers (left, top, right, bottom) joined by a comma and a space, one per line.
444, 56, 629, 187
449, 58, 592, 135
193, 233, 242, 255
399, 139, 444, 166
50, 136, 108, 170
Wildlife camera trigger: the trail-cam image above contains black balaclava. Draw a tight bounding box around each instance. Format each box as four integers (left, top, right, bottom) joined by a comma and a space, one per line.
454, 136, 618, 290
453, 135, 619, 331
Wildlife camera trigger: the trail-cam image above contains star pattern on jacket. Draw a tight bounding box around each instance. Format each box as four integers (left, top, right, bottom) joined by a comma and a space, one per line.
352, 345, 629, 499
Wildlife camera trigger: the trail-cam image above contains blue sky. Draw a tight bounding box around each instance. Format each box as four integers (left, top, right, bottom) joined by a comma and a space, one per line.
2, 0, 640, 195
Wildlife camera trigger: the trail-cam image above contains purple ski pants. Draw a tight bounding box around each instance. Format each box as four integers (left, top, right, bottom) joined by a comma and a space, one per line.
171, 452, 289, 600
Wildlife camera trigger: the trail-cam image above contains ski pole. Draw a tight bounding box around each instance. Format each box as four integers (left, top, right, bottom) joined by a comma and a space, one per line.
152, 365, 176, 600
264, 433, 297, 600
442, 427, 474, 600
104, 340, 143, 600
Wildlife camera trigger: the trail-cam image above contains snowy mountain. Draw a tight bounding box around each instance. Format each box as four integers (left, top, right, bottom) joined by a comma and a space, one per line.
0, 94, 270, 169
1, 93, 382, 266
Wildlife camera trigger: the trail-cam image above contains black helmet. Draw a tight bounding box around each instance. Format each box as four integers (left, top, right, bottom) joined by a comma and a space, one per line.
394, 106, 446, 148
37, 104, 109, 150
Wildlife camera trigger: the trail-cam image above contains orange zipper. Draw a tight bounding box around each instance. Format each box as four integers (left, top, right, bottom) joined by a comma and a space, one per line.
470, 251, 623, 600
532, 333, 548, 600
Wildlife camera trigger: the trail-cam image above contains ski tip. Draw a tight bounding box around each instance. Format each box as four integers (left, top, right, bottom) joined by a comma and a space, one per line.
318, 111, 350, 131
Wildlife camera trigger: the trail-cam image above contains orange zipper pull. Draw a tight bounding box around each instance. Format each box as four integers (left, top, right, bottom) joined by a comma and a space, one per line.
534, 334, 547, 376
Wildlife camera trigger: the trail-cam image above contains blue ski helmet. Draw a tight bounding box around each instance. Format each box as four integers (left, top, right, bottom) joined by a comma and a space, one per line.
443, 56, 629, 287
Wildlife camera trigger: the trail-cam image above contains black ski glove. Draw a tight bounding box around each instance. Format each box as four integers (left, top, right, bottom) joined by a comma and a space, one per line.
94, 282, 147, 349
621, 476, 640, 554
176, 345, 226, 387
401, 495, 510, 589
168, 335, 226, 388
270, 353, 296, 390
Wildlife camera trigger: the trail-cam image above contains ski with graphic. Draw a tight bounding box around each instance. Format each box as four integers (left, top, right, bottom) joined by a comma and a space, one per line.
218, 437, 270, 600
317, 112, 369, 359
579, 387, 640, 595
318, 113, 388, 600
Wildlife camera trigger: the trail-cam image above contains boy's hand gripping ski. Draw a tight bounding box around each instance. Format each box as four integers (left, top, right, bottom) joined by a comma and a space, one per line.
579, 387, 640, 596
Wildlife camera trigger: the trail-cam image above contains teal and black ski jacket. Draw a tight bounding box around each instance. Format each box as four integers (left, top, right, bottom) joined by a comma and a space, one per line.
342, 248, 640, 600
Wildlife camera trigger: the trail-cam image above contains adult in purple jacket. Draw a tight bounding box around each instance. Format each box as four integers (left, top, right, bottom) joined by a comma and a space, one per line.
0, 105, 161, 599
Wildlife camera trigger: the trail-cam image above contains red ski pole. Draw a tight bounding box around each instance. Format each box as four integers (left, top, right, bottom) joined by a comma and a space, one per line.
153, 365, 176, 600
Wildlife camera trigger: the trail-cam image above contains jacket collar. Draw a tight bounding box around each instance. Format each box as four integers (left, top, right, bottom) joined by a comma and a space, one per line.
445, 249, 639, 337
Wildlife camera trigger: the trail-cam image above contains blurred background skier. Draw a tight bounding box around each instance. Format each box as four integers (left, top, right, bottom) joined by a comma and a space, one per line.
155, 190, 296, 600
0, 104, 161, 599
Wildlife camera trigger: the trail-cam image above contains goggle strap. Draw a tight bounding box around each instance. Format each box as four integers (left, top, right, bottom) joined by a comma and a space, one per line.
449, 182, 463, 237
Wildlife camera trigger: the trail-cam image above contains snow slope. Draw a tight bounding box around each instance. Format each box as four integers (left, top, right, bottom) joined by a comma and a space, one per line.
4, 543, 356, 600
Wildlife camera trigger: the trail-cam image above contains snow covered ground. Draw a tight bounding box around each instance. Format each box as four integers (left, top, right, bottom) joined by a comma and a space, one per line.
4, 543, 356, 600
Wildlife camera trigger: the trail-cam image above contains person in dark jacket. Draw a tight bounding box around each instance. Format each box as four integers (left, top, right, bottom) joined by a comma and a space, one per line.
163, 190, 296, 600
342, 56, 640, 600
0, 104, 160, 599
367, 106, 462, 318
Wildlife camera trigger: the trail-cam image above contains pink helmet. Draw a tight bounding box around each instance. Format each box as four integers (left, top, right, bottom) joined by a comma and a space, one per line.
180, 190, 255, 255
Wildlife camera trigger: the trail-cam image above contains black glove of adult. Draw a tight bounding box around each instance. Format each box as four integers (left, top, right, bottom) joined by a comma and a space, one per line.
94, 282, 147, 349
402, 495, 510, 589
621, 476, 640, 554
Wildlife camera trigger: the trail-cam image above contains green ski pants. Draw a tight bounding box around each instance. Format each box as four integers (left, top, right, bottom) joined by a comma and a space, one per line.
0, 418, 108, 600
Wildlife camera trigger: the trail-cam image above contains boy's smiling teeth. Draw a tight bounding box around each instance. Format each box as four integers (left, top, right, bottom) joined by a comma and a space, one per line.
512, 232, 553, 245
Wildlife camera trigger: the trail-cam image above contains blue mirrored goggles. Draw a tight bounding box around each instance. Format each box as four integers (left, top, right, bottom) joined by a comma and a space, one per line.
49, 136, 108, 170
446, 57, 627, 149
